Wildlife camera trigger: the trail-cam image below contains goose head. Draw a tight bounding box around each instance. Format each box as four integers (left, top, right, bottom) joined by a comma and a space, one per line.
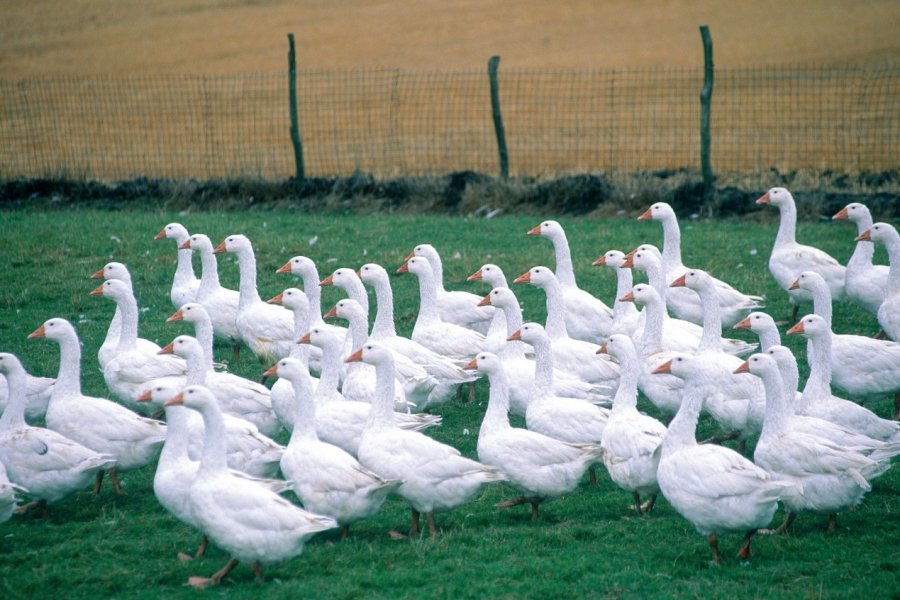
670, 268, 712, 292
407, 243, 439, 263
651, 354, 694, 379
510, 321, 548, 345
592, 249, 626, 269
733, 352, 779, 379
468, 263, 506, 287
89, 278, 133, 302
755, 186, 794, 208
526, 220, 566, 241
136, 380, 182, 407
0, 353, 24, 378
859, 222, 899, 245
832, 202, 870, 224
786, 313, 829, 340
357, 263, 389, 286
91, 261, 132, 284
167, 302, 211, 325
464, 351, 503, 375
214, 234, 252, 255
159, 335, 203, 360
277, 255, 316, 277
637, 202, 676, 222
28, 318, 75, 343
262, 356, 310, 383
325, 298, 365, 322
624, 246, 662, 272
321, 267, 360, 290
765, 345, 798, 374
788, 270, 827, 293
597, 333, 637, 363
513, 266, 555, 289
154, 222, 190, 243
269, 288, 309, 313
733, 311, 777, 335
182, 233, 213, 253
622, 283, 659, 307
345, 341, 393, 367
297, 326, 342, 351
164, 384, 217, 410
397, 256, 433, 279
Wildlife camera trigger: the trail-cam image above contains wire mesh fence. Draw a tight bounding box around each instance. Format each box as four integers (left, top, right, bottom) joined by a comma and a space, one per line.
1, 64, 898, 182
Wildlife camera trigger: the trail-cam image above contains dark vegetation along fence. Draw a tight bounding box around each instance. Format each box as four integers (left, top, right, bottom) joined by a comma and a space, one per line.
1, 30, 899, 191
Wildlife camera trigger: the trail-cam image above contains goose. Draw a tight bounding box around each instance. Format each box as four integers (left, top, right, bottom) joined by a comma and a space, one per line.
264, 357, 401, 540
513, 266, 619, 385
348, 342, 505, 537
0, 369, 52, 424
832, 203, 889, 316
325, 298, 436, 412
479, 288, 613, 414
28, 318, 166, 495
736, 353, 888, 533
527, 220, 614, 342
90, 261, 163, 370
467, 263, 514, 354
0, 461, 25, 523
406, 243, 495, 334
469, 352, 603, 519
320, 267, 369, 316
91, 279, 187, 411
859, 222, 900, 342
637, 202, 764, 327
159, 334, 281, 441
214, 235, 294, 364
398, 256, 486, 362
512, 323, 609, 486
596, 335, 666, 515
154, 222, 200, 309
0, 352, 113, 513
298, 326, 442, 457
357, 262, 476, 407
166, 385, 337, 588
733, 311, 782, 352
591, 250, 641, 336
787, 314, 900, 436
136, 382, 290, 562
756, 187, 846, 320
652, 355, 789, 564
180, 233, 242, 361
790, 272, 900, 406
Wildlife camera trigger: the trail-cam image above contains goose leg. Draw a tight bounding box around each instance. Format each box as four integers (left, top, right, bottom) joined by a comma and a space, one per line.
762, 510, 796, 534
93, 470, 104, 495
341, 524, 350, 541
737, 529, 756, 561
410, 508, 421, 537
632, 491, 644, 516
188, 557, 239, 589
232, 343, 241, 363
109, 467, 125, 495
893, 392, 900, 421
251, 561, 264, 582
699, 430, 740, 445
14, 499, 48, 517
827, 513, 837, 532
425, 512, 438, 538
530, 502, 540, 520
177, 535, 208, 562
707, 534, 723, 564
641, 494, 658, 514
790, 304, 799, 323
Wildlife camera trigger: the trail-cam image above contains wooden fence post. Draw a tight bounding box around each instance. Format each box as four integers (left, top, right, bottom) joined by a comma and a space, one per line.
487, 55, 509, 180
699, 25, 714, 212
287, 33, 305, 182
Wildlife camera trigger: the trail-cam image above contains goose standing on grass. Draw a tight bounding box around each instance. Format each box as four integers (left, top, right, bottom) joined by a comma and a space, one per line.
266, 288, 318, 430
406, 243, 495, 334
592, 250, 641, 336
470, 352, 604, 520
832, 203, 889, 316
467, 263, 514, 353
597, 335, 666, 516
652, 355, 789, 564
527, 220, 613, 343
637, 202, 764, 327
91, 279, 187, 411
29, 318, 166, 495
514, 266, 619, 385
859, 222, 900, 342
733, 311, 782, 352
180, 233, 242, 362
0, 353, 113, 514
215, 235, 294, 364
736, 353, 888, 533
349, 342, 505, 538
154, 222, 200, 310
91, 261, 163, 370
166, 385, 337, 588
264, 357, 401, 540
755, 187, 846, 320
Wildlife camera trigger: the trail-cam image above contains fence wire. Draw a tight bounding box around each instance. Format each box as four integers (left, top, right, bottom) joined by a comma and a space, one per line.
1, 65, 897, 181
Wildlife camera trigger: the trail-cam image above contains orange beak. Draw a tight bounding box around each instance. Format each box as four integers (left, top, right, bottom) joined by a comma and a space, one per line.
513, 271, 531, 284
592, 256, 607, 267
620, 254, 635, 269
467, 269, 483, 282
27, 325, 46, 340
323, 306, 338, 319
755, 192, 770, 204
164, 392, 184, 407
526, 224, 541, 236
355, 269, 363, 277
297, 332, 311, 345
463, 358, 478, 370
267, 293, 284, 305
637, 208, 653, 221
733, 361, 750, 374
733, 316, 751, 330
89, 284, 104, 296
786, 321, 805, 335
789, 278, 800, 290
478, 293, 492, 307
345, 348, 363, 363
166, 310, 184, 323
320, 274, 334, 287
396, 261, 410, 274
136, 389, 153, 402
855, 230, 872, 242
670, 274, 687, 287
154, 229, 167, 240
158, 342, 175, 355
213, 241, 227, 254
507, 329, 522, 342
596, 342, 608, 355
619, 291, 635, 303
179, 239, 191, 250
651, 359, 672, 375
832, 207, 848, 220
90, 267, 105, 279
276, 261, 292, 274
405, 250, 416, 261
262, 364, 278, 378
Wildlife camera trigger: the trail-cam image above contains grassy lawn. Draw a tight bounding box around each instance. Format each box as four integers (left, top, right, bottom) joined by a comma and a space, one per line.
0, 208, 896, 599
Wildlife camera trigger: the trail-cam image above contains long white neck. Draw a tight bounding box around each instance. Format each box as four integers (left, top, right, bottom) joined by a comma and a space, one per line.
313, 341, 342, 403
54, 328, 83, 397
197, 402, 229, 475
159, 405, 194, 465
807, 280, 833, 326
182, 346, 211, 385
550, 233, 577, 287
641, 259, 669, 305
479, 368, 512, 438
495, 303, 527, 359
758, 367, 790, 439
368, 357, 397, 431
611, 348, 640, 412
637, 296, 665, 355
343, 313, 369, 377
412, 267, 441, 328
661, 378, 701, 454
529, 334, 554, 392
113, 291, 141, 352
0, 367, 27, 431
774, 356, 801, 411
774, 200, 798, 247
369, 275, 397, 340
197, 246, 222, 296
339, 278, 369, 316
694, 284, 724, 352
189, 317, 216, 366
234, 248, 262, 309
288, 306, 311, 363
288, 373, 318, 444
612, 267, 639, 324
847, 212, 876, 271
660, 215, 684, 273
103, 308, 124, 353
427, 253, 447, 294
885, 237, 900, 295
538, 277, 569, 340
174, 245, 196, 296
801, 330, 834, 413
755, 327, 782, 352
301, 266, 325, 325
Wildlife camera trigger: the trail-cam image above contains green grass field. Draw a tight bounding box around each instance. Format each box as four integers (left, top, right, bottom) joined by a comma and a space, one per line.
0, 208, 897, 599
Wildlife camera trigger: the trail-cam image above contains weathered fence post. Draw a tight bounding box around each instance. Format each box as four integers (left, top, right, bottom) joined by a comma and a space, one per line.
487, 55, 509, 180
699, 25, 714, 212
288, 33, 305, 182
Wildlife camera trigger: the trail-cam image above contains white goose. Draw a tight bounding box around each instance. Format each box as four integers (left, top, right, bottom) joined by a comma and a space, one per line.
407, 243, 495, 334
0, 352, 113, 512
652, 355, 789, 564
167, 385, 337, 588
637, 202, 764, 327
737, 353, 888, 533
527, 220, 614, 342
591, 250, 641, 336
159, 334, 281, 440
597, 335, 666, 515
860, 222, 900, 342
154, 222, 200, 309
0, 368, 52, 424
513, 266, 619, 385
733, 311, 782, 352
470, 352, 604, 520
91, 278, 187, 412
467, 263, 514, 354
349, 342, 505, 537
756, 187, 846, 319
180, 233, 242, 361
215, 235, 294, 364
264, 357, 401, 540
320, 267, 369, 316
832, 203, 889, 316
29, 318, 166, 494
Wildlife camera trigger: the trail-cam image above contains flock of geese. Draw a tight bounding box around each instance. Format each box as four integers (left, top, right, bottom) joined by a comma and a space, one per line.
1, 186, 899, 586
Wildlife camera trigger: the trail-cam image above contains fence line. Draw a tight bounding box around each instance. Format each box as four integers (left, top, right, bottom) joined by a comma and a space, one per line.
1, 65, 898, 182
